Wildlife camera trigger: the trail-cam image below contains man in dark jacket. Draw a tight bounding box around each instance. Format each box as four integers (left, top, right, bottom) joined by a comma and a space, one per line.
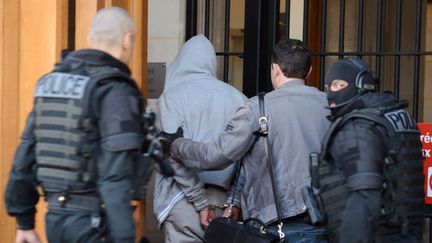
317, 58, 424, 242
4, 7, 143, 243
166, 39, 330, 242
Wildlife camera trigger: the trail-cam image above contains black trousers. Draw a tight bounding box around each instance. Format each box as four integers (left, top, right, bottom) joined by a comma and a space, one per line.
45, 207, 111, 243
376, 232, 423, 243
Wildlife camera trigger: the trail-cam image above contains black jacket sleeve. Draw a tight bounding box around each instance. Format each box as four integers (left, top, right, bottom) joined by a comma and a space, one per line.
329, 119, 385, 242
96, 82, 143, 242
337, 190, 381, 243
330, 119, 385, 191
97, 150, 137, 242
4, 111, 40, 230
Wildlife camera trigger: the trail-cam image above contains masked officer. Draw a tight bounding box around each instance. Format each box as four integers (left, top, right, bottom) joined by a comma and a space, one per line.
5, 7, 143, 243
316, 58, 424, 242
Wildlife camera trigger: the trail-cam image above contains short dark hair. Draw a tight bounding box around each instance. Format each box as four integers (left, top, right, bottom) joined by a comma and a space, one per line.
271, 39, 311, 79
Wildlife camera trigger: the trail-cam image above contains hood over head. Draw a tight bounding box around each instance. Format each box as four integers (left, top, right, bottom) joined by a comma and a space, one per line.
164, 34, 217, 91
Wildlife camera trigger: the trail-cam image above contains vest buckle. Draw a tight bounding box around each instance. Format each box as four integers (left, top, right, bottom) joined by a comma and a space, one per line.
57, 193, 69, 206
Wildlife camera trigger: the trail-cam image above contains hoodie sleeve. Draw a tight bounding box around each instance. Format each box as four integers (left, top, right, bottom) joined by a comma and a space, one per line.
157, 92, 209, 211
157, 92, 183, 133
169, 160, 209, 211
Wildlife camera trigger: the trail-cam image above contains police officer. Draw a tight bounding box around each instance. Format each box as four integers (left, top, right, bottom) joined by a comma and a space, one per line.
5, 7, 143, 243
316, 58, 424, 242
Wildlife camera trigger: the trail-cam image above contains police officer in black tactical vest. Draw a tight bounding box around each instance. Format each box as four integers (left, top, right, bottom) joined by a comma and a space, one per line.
5, 7, 144, 243
311, 58, 424, 242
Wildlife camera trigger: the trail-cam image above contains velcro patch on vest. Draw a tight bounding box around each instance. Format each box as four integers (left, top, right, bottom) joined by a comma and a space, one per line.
35, 72, 90, 99
384, 109, 417, 132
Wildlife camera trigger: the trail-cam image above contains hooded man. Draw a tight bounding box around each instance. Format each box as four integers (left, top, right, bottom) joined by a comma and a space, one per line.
153, 34, 247, 243
315, 58, 424, 242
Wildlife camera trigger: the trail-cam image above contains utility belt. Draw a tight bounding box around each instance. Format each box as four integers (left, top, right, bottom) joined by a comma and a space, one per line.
46, 192, 103, 213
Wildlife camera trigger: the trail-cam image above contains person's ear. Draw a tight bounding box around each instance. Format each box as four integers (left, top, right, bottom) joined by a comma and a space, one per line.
273, 63, 284, 77
123, 32, 134, 51
121, 32, 135, 62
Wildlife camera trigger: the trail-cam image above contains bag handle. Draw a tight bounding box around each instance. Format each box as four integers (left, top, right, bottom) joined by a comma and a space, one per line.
225, 160, 243, 217
257, 93, 285, 240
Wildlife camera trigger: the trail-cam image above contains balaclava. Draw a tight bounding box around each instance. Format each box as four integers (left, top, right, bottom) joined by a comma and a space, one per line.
325, 59, 362, 108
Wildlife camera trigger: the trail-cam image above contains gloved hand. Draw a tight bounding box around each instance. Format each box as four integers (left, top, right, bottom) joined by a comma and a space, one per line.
158, 127, 183, 154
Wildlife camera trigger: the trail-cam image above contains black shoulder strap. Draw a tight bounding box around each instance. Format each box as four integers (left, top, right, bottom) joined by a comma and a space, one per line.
84, 65, 141, 117
320, 116, 345, 158
86, 65, 138, 90
258, 93, 285, 240
257, 92, 269, 135
320, 105, 403, 159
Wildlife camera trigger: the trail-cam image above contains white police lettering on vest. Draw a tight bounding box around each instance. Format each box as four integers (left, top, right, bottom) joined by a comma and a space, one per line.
35, 72, 90, 99
384, 109, 417, 132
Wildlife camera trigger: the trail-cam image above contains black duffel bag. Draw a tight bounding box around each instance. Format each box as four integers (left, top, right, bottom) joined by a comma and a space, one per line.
204, 217, 280, 243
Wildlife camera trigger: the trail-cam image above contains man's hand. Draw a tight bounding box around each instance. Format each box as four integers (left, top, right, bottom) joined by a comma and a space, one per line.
16, 229, 41, 243
199, 207, 216, 229
223, 205, 241, 221
159, 127, 183, 154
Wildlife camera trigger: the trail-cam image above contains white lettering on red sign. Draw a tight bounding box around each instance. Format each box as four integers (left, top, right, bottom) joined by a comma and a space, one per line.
421, 133, 431, 144
424, 149, 431, 158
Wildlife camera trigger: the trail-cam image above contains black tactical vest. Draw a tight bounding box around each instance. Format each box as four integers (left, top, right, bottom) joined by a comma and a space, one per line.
317, 103, 424, 236
33, 61, 137, 193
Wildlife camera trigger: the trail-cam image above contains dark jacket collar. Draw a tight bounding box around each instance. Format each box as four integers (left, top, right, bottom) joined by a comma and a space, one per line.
63, 49, 131, 75
332, 92, 397, 119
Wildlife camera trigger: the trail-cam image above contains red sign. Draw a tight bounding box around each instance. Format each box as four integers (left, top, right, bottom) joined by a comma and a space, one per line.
418, 123, 432, 204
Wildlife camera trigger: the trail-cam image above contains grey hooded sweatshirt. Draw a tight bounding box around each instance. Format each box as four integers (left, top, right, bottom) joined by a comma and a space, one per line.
153, 35, 246, 227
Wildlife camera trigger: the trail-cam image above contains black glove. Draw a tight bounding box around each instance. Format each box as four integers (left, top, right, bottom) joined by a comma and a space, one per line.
159, 127, 183, 154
